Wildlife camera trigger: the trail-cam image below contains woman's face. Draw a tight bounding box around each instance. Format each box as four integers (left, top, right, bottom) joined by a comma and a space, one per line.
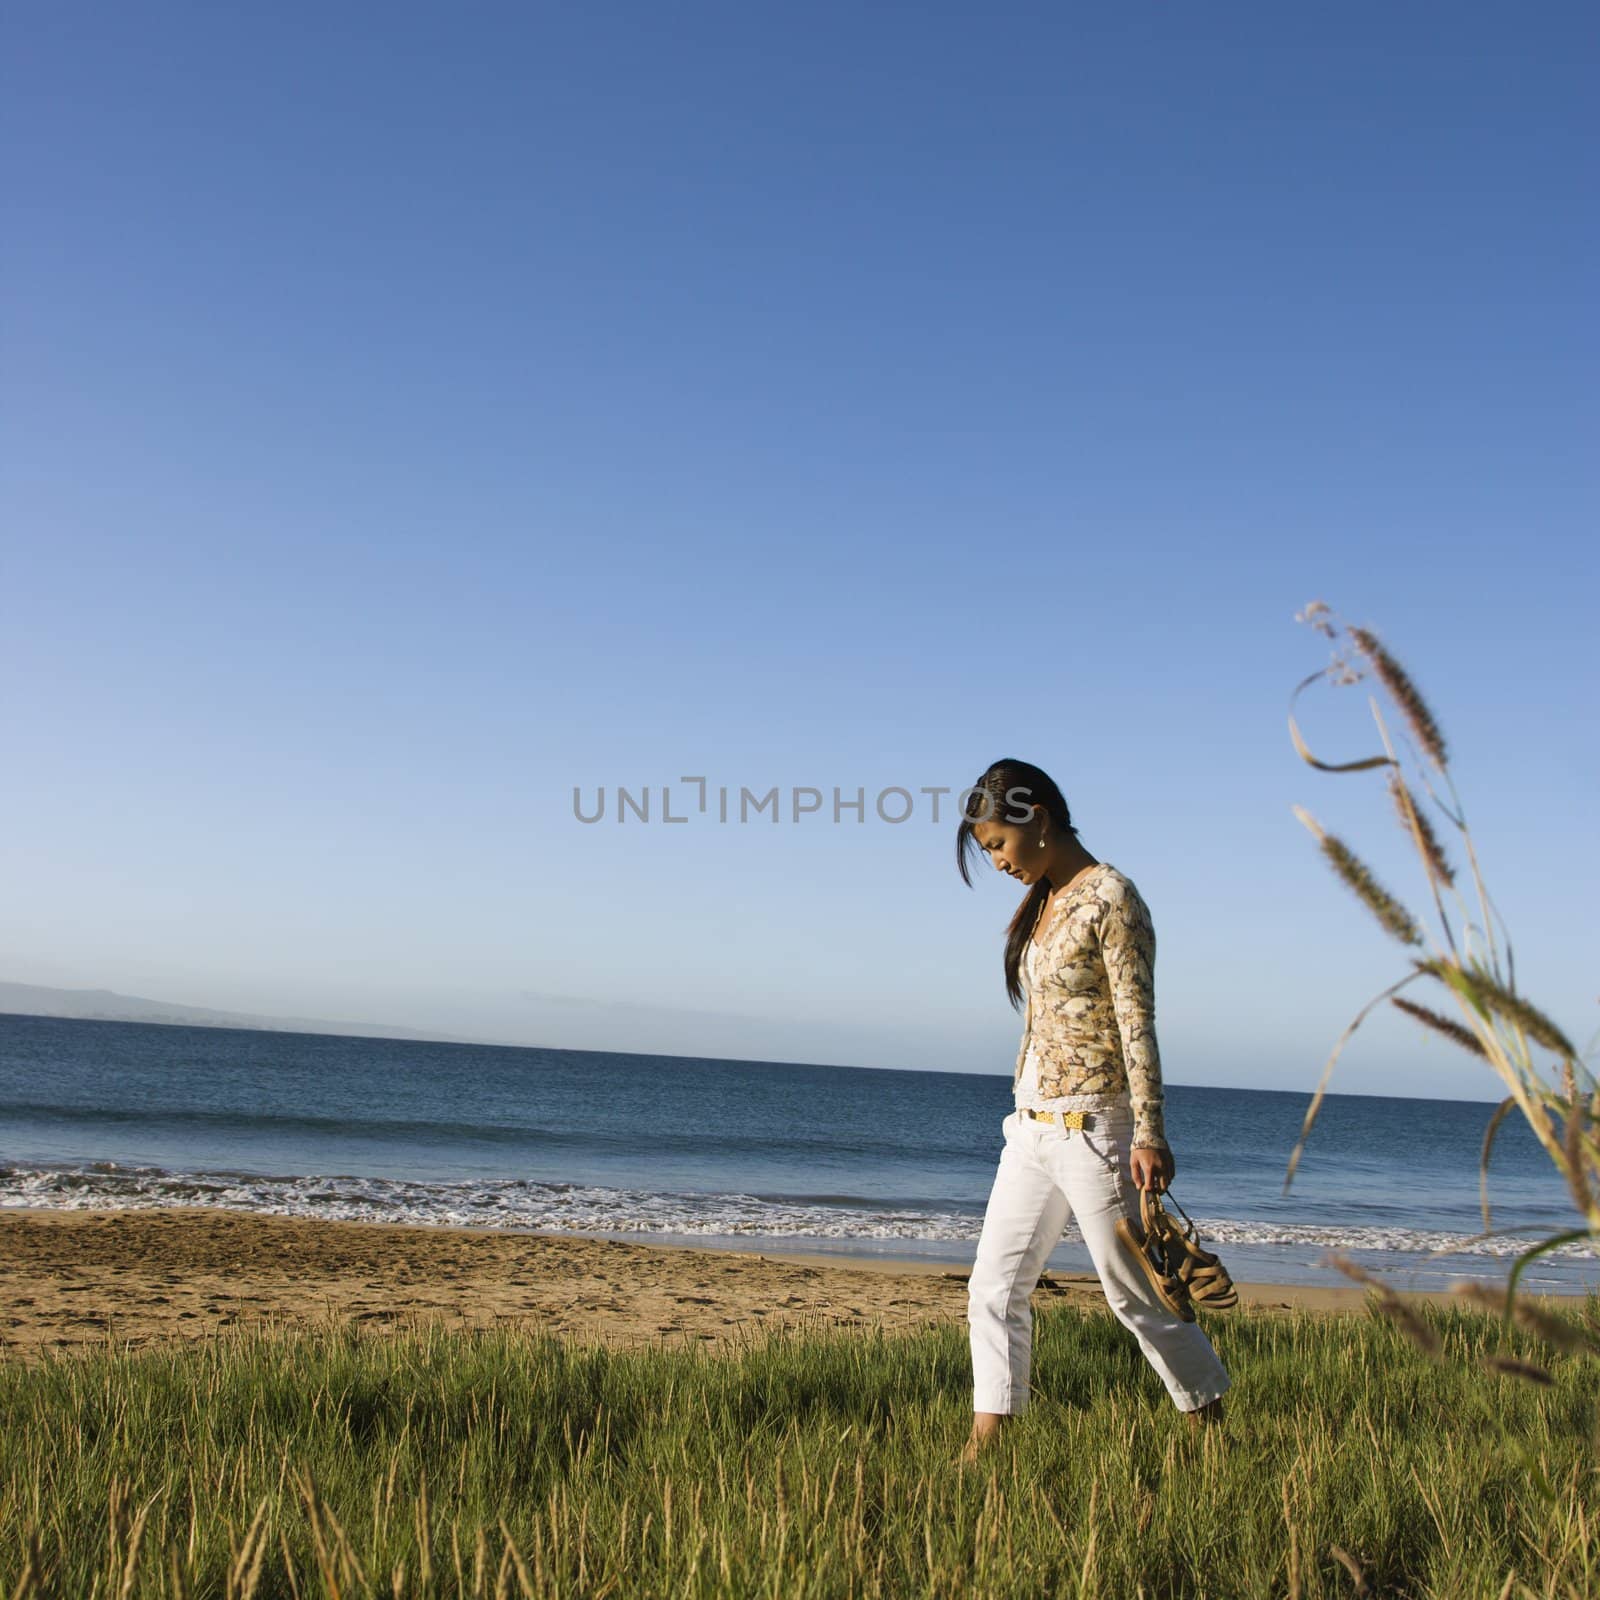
972, 809, 1042, 885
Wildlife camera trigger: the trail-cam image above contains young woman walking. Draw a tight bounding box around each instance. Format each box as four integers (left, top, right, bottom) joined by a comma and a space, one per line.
955, 758, 1229, 1464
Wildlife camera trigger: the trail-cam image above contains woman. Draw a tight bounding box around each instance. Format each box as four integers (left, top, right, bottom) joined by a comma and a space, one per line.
955, 758, 1229, 1463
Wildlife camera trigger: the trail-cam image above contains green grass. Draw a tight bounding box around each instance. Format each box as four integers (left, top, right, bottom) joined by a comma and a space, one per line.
2, 1299, 1597, 1599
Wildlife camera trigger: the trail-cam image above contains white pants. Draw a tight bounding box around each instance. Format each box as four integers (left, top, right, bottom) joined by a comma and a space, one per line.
968, 1106, 1232, 1415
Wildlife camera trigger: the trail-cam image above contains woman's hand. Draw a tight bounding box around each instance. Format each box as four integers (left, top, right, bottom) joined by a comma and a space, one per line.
1130, 1146, 1175, 1191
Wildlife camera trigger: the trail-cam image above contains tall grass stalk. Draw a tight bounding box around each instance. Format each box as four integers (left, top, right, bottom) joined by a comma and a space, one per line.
1287, 601, 1598, 1334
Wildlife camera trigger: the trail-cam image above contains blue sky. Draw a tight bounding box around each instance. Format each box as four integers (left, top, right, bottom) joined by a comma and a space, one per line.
4, 3, 1595, 1101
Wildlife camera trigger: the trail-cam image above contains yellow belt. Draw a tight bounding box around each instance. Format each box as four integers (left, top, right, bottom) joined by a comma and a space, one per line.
1022, 1108, 1092, 1130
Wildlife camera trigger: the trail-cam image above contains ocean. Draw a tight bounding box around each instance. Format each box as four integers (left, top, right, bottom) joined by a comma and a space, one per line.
1, 1013, 1593, 1294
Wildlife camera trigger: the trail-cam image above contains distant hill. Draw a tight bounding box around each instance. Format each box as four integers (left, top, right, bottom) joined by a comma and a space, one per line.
0, 981, 487, 1046
0, 979, 1003, 1076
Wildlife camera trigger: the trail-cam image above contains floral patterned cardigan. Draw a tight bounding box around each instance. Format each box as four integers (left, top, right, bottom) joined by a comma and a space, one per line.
1013, 862, 1171, 1153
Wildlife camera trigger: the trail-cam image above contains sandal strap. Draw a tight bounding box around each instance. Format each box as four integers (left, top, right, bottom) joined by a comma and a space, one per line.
1136, 1186, 1238, 1313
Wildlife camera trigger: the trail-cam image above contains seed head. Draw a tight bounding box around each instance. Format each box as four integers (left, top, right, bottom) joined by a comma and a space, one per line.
1320, 834, 1424, 947
1323, 1252, 1442, 1356
1294, 599, 1338, 640
1416, 959, 1577, 1060
1349, 627, 1449, 769
1386, 773, 1455, 888
1482, 1355, 1555, 1386
1451, 1282, 1600, 1352
1391, 997, 1485, 1058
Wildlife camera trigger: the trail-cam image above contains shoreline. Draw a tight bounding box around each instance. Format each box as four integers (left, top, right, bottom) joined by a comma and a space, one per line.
1, 1203, 1566, 1366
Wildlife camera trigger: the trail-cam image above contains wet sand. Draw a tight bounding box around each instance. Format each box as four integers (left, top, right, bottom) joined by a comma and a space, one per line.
0, 1206, 1484, 1365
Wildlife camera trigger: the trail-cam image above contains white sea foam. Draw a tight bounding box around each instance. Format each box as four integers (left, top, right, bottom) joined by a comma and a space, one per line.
2, 1162, 1594, 1262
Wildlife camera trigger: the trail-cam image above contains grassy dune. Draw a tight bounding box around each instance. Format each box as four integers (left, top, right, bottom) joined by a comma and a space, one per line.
2, 1298, 1596, 1599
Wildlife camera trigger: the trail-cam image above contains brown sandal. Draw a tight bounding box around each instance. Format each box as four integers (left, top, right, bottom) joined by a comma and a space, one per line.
1159, 1191, 1239, 1312
1119, 1187, 1238, 1315
1115, 1187, 1196, 1322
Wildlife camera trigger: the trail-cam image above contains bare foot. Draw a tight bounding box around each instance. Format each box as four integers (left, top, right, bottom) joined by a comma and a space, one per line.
957, 1412, 1011, 1466
1185, 1396, 1225, 1432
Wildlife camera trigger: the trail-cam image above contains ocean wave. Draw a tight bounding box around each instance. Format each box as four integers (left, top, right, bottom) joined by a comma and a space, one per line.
0, 1103, 982, 1162
2, 1161, 1595, 1262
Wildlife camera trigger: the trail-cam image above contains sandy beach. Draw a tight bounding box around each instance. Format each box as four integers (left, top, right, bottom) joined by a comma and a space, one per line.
0, 1205, 1481, 1365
